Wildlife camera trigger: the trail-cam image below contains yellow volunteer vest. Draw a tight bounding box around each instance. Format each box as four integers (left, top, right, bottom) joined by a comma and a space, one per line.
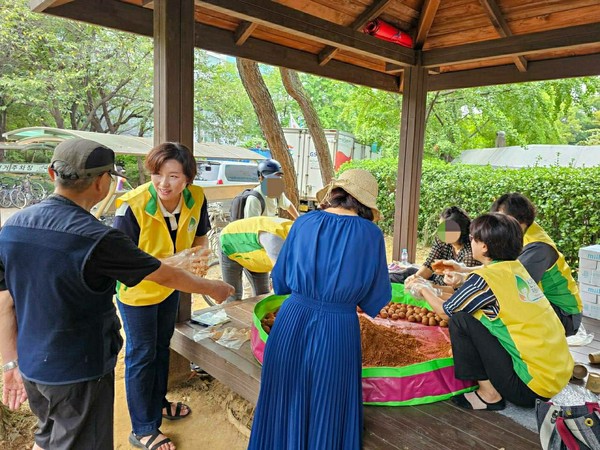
472, 261, 573, 398
115, 182, 205, 306
523, 222, 582, 314
220, 216, 293, 273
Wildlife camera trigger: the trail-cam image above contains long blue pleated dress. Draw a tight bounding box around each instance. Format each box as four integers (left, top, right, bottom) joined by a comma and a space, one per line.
248, 210, 392, 450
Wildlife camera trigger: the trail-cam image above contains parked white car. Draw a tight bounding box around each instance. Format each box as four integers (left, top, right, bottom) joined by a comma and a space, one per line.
193, 160, 259, 187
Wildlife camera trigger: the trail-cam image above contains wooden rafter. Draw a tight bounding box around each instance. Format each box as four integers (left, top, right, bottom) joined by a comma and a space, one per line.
428, 53, 600, 91
43, 0, 401, 92
479, 0, 527, 72
415, 0, 440, 49
197, 0, 415, 67
318, 0, 394, 66
422, 23, 600, 68
234, 20, 257, 46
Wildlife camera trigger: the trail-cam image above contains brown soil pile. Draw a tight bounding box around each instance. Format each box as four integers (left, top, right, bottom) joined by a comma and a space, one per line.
360, 315, 449, 367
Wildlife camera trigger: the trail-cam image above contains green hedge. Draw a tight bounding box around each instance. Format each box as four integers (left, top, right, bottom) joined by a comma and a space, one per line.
341, 158, 600, 269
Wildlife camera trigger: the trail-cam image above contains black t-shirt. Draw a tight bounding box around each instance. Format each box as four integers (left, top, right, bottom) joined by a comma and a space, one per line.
518, 241, 558, 283
0, 227, 160, 293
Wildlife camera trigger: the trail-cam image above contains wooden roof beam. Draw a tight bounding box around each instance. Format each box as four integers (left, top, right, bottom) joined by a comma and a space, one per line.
198, 0, 415, 67
423, 23, 600, 68
234, 20, 257, 46
479, 0, 527, 72
415, 0, 440, 49
318, 0, 394, 66
428, 53, 600, 91
41, 0, 401, 92
196, 22, 401, 93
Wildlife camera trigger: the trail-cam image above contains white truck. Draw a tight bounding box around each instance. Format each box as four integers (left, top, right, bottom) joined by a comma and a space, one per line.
283, 128, 380, 211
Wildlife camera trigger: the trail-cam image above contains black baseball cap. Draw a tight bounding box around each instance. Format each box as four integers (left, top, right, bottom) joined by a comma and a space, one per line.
50, 138, 127, 179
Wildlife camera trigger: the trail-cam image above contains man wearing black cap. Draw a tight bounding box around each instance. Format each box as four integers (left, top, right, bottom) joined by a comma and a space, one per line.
0, 138, 234, 450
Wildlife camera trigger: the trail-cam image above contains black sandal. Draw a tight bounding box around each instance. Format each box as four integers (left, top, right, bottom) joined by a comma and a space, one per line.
162, 401, 192, 420
129, 430, 172, 450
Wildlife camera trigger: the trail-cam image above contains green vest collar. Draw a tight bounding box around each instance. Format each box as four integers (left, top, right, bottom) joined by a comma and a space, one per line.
182, 186, 195, 209
145, 184, 159, 216
145, 184, 195, 216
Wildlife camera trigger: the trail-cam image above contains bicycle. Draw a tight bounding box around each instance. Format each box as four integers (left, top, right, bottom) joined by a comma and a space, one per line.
8, 174, 47, 209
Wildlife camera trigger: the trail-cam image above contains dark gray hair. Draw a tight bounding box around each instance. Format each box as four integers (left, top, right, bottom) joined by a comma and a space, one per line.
52, 161, 97, 192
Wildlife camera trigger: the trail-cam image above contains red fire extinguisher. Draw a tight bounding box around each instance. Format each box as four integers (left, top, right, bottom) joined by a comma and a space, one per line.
363, 19, 413, 49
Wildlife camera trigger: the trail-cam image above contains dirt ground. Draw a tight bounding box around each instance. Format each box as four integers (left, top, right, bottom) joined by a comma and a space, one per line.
0, 232, 429, 449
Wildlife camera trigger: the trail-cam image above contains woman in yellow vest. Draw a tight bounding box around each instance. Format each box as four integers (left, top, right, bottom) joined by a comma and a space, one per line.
220, 216, 293, 302
113, 142, 212, 449
407, 213, 573, 410
491, 192, 582, 336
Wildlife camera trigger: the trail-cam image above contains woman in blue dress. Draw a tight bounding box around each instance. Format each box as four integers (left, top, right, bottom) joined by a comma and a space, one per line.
248, 169, 392, 450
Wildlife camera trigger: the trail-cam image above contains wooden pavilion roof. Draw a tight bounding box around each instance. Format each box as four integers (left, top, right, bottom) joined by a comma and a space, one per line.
32, 0, 600, 93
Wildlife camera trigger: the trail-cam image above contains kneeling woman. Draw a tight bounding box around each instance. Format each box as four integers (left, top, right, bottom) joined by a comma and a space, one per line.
407, 213, 573, 409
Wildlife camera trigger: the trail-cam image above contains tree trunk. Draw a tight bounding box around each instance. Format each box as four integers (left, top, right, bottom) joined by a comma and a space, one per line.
280, 69, 334, 186
0, 98, 7, 162
137, 156, 146, 185
236, 58, 299, 208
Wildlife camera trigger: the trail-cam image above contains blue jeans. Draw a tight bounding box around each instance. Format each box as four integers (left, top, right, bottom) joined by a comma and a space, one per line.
117, 292, 179, 435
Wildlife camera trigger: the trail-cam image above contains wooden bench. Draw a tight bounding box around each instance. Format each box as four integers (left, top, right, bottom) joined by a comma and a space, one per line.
172, 298, 600, 448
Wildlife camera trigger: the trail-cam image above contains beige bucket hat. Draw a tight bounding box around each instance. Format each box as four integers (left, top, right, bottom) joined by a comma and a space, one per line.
316, 169, 381, 221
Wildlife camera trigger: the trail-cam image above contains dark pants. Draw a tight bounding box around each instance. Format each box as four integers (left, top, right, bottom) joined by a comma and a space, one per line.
23, 371, 114, 450
117, 291, 179, 435
449, 311, 545, 407
550, 303, 581, 337
221, 250, 270, 303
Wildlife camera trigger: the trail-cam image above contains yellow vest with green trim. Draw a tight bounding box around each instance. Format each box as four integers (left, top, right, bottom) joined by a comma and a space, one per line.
115, 182, 205, 306
523, 222, 582, 314
472, 261, 573, 398
220, 216, 293, 273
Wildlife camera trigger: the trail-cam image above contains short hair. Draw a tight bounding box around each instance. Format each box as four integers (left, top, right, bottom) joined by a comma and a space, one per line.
440, 206, 471, 245
490, 193, 536, 227
145, 142, 197, 183
470, 213, 523, 261
319, 187, 374, 221
52, 161, 96, 192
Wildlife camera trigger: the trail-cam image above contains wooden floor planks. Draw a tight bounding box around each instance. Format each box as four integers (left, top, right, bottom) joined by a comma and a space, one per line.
171, 300, 600, 449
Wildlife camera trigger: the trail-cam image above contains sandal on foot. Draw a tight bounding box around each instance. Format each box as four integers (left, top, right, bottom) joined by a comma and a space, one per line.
129, 431, 172, 450
452, 391, 506, 411
162, 401, 192, 420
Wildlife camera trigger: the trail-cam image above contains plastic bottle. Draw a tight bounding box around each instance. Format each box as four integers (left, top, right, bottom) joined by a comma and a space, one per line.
401, 248, 409, 266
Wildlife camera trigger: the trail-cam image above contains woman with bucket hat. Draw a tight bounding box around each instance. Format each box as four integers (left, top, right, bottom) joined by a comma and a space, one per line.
248, 169, 392, 450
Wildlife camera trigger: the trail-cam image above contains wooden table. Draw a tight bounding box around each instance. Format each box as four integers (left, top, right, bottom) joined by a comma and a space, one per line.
171, 298, 263, 404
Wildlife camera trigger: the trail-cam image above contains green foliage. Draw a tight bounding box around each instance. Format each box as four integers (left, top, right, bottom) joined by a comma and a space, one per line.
342, 158, 600, 269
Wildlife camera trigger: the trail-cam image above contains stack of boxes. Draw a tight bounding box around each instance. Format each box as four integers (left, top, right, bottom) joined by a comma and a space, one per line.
579, 245, 600, 319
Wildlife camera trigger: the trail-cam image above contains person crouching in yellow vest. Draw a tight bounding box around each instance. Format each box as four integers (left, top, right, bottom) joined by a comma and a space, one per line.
406, 213, 573, 410
220, 216, 293, 303
491, 192, 582, 337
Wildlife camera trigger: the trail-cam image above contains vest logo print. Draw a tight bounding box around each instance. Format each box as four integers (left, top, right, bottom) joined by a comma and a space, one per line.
515, 275, 544, 303
188, 217, 197, 232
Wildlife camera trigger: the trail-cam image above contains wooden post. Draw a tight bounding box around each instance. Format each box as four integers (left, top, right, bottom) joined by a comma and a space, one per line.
154, 0, 195, 380
154, 0, 194, 324
392, 65, 428, 262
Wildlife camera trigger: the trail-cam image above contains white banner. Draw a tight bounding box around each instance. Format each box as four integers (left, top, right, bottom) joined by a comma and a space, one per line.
0, 163, 48, 174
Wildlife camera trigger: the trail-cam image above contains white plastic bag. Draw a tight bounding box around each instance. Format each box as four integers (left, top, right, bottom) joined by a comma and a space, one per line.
566, 323, 594, 347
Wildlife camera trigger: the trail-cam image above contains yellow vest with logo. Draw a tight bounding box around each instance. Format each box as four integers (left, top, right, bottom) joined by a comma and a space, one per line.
472, 261, 573, 398
115, 182, 205, 306
220, 217, 293, 272
523, 222, 582, 314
